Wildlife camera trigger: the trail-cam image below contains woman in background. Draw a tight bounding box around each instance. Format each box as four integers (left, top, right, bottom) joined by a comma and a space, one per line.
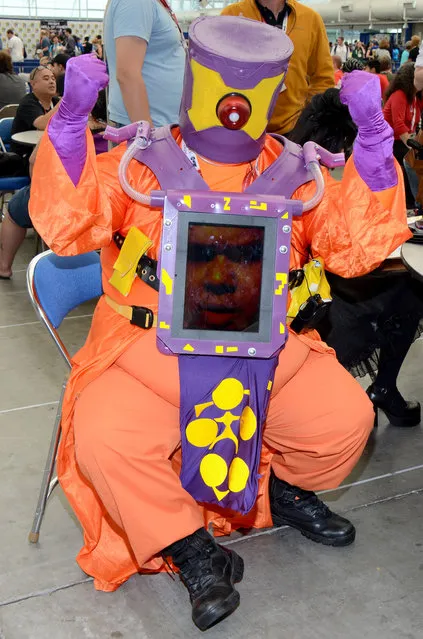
0, 51, 26, 110
383, 63, 423, 209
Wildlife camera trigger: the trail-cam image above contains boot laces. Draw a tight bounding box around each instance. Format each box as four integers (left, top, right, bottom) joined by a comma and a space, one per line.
293, 488, 331, 519
178, 543, 216, 597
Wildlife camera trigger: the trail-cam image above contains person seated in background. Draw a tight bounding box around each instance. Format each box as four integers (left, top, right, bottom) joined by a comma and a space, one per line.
51, 53, 70, 96
364, 58, 389, 100
332, 55, 343, 86
0, 50, 26, 109
10, 65, 59, 166
0, 139, 39, 279
0, 184, 31, 279
383, 63, 423, 210
289, 86, 423, 428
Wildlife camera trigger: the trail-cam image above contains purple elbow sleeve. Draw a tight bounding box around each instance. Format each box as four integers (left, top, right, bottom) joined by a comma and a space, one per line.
48, 102, 88, 186
353, 118, 398, 192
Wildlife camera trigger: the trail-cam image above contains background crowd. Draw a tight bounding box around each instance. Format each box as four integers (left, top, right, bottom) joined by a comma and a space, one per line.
0, 25, 103, 62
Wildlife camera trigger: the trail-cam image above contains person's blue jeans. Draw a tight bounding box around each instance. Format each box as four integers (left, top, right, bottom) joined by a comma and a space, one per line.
8, 184, 32, 228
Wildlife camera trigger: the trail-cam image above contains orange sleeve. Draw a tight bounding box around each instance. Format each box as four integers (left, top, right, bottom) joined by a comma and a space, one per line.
293, 158, 412, 278
29, 130, 131, 256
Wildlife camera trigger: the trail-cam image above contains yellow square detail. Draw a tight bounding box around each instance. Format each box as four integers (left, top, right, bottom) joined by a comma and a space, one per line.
274, 273, 288, 295
159, 321, 170, 329
161, 269, 173, 295
109, 227, 152, 297
250, 200, 267, 211
215, 346, 224, 353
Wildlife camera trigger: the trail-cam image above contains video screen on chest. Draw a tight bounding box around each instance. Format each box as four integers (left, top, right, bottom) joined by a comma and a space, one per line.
183, 222, 265, 332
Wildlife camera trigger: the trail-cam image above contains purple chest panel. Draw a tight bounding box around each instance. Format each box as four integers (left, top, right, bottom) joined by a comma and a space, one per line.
156, 190, 302, 359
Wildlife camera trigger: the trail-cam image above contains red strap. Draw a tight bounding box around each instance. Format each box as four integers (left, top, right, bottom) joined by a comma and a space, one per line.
156, 0, 186, 45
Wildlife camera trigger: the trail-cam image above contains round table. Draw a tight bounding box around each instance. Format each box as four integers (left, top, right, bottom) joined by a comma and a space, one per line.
401, 242, 423, 281
11, 130, 43, 146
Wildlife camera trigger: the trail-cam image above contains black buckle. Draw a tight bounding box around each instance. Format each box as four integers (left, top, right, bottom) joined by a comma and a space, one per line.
290, 294, 330, 333
130, 306, 155, 329
136, 255, 160, 291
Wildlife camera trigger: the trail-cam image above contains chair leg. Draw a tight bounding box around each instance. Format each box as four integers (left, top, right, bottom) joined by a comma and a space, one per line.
28, 379, 67, 543
35, 232, 48, 255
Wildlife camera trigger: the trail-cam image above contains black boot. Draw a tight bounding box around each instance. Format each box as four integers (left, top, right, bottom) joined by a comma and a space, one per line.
163, 528, 244, 631
367, 384, 421, 428
270, 473, 355, 547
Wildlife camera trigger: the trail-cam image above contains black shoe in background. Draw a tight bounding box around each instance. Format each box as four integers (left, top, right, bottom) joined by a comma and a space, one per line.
270, 473, 356, 547
163, 528, 244, 631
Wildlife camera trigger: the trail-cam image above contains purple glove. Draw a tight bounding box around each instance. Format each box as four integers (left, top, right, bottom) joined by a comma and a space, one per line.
340, 70, 397, 191
48, 54, 109, 185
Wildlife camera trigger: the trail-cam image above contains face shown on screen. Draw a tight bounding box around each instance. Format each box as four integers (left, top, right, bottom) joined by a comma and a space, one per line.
183, 223, 264, 331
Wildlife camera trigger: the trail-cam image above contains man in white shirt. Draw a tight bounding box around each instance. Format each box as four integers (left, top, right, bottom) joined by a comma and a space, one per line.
331, 36, 349, 64
6, 29, 24, 63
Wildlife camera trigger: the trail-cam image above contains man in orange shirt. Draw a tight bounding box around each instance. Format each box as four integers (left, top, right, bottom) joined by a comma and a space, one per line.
221, 0, 334, 134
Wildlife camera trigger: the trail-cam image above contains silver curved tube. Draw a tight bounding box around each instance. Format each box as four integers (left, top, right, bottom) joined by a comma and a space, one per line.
118, 136, 152, 205
302, 161, 325, 212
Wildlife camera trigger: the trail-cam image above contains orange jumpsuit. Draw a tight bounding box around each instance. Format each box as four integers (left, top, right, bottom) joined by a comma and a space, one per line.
29, 129, 411, 592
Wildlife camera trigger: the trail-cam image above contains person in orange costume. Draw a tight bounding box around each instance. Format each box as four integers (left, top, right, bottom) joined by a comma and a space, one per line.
29, 17, 411, 632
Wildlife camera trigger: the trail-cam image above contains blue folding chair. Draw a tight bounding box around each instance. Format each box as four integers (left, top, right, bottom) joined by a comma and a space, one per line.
0, 117, 30, 212
0, 117, 14, 152
26, 250, 103, 542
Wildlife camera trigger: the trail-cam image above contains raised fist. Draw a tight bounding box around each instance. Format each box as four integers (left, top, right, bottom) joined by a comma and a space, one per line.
340, 70, 382, 129
62, 54, 109, 117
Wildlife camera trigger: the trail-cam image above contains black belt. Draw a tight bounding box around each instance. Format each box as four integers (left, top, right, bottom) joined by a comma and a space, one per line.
113, 232, 160, 291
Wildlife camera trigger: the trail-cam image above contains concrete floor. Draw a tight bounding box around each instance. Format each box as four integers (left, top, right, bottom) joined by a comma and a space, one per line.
0, 236, 423, 639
